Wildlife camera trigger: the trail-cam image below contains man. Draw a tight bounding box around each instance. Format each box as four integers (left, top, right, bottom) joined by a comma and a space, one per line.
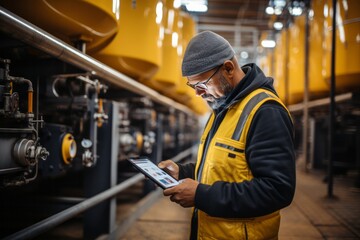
159, 31, 296, 240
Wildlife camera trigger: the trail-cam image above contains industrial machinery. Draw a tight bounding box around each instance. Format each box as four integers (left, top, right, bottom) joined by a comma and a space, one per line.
0, 59, 49, 187
0, 1, 205, 238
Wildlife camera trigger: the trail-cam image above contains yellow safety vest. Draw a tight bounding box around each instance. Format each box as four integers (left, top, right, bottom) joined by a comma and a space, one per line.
195, 88, 290, 240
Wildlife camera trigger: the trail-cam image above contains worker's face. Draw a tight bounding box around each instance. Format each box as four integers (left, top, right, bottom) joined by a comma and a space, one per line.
187, 66, 233, 110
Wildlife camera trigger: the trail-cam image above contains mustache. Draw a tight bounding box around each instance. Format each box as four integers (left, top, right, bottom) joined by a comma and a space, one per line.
202, 94, 213, 99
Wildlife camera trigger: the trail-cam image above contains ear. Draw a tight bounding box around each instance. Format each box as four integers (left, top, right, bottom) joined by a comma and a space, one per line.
223, 60, 234, 75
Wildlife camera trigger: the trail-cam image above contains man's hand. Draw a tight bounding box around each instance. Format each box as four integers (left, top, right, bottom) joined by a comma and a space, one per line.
158, 160, 179, 180
163, 178, 199, 208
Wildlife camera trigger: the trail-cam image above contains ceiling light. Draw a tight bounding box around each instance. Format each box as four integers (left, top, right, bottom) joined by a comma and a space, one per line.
181, 0, 208, 13
173, 0, 181, 8
266, 6, 275, 15
289, 7, 302, 16
240, 51, 249, 59
261, 39, 276, 48
274, 0, 286, 8
289, 0, 305, 16
274, 7, 282, 15
273, 22, 283, 30
266, 0, 286, 15
185, 3, 208, 12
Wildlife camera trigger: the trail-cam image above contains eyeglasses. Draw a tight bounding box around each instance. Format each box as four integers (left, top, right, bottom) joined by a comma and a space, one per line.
186, 65, 222, 91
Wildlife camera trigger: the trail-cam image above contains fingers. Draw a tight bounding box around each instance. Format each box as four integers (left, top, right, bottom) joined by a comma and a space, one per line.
158, 159, 179, 179
170, 194, 177, 202
158, 160, 174, 169
162, 179, 197, 208
168, 190, 191, 208
163, 186, 177, 196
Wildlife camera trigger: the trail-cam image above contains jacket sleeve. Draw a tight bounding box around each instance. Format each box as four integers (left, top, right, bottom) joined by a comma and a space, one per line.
194, 102, 296, 218
177, 162, 196, 180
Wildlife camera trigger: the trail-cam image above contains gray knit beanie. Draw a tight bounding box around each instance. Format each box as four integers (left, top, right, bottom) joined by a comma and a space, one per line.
182, 31, 235, 76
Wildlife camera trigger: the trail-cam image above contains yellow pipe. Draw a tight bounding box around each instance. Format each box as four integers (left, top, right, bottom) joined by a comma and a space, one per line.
136, 132, 144, 152
28, 90, 33, 113
97, 98, 104, 127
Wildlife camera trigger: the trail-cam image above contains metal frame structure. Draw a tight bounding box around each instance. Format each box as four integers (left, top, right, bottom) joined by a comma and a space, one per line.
0, 7, 192, 115
0, 6, 199, 239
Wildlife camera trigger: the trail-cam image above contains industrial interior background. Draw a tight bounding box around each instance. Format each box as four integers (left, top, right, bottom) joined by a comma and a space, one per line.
0, 0, 359, 239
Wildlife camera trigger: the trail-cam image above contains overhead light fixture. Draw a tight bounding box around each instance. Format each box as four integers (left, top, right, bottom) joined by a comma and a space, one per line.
289, 0, 305, 16
289, 6, 303, 16
273, 22, 283, 30
274, 6, 282, 15
181, 0, 208, 12
266, 6, 275, 15
274, 0, 286, 8
261, 39, 276, 48
240, 51, 249, 59
265, 0, 286, 15
173, 0, 181, 8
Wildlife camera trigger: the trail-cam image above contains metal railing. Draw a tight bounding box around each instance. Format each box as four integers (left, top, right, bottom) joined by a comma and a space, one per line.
4, 148, 194, 240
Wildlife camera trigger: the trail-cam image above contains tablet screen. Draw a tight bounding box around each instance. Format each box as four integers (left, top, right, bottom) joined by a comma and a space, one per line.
128, 158, 179, 189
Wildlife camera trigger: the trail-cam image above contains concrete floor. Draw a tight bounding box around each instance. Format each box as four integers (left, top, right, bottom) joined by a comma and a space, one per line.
120, 195, 191, 240
120, 168, 360, 240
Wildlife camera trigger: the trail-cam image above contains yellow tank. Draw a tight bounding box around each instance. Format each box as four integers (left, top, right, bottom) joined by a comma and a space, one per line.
273, 30, 287, 103
271, 15, 307, 105
165, 12, 197, 105
180, 13, 209, 114
323, 0, 360, 91
287, 15, 306, 105
263, 17, 287, 103
91, 0, 163, 80
258, 31, 275, 76
258, 53, 270, 77
0, 0, 119, 52
144, 0, 182, 92
175, 12, 196, 101
308, 0, 330, 100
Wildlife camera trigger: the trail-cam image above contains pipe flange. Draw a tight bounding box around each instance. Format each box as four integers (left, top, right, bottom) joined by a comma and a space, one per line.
61, 133, 77, 164
13, 138, 34, 166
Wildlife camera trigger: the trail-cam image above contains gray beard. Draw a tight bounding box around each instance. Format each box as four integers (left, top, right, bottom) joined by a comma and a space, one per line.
207, 96, 227, 110
206, 74, 233, 110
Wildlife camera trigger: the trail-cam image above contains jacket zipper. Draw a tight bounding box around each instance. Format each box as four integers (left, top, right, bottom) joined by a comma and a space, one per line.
244, 223, 248, 240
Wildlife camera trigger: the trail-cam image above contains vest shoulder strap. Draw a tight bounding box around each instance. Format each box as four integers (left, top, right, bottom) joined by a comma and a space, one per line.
231, 89, 289, 143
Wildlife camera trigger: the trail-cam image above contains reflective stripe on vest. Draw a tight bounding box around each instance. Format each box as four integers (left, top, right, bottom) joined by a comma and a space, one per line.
231, 91, 274, 141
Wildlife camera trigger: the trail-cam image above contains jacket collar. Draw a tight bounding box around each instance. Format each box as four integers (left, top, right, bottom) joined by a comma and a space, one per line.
214, 63, 276, 113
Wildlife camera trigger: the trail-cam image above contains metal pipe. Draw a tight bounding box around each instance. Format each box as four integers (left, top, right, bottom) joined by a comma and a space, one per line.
4, 173, 144, 240
0, 7, 193, 115
303, 3, 310, 171
0, 128, 33, 133
284, 25, 290, 106
10, 77, 34, 113
287, 92, 352, 113
328, 0, 337, 198
4, 148, 194, 239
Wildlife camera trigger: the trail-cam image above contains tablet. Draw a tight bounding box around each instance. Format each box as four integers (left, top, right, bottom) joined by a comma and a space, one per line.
128, 158, 179, 189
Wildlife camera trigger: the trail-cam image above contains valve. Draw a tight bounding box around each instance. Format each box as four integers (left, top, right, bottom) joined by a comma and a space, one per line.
81, 139, 95, 167
13, 138, 49, 167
